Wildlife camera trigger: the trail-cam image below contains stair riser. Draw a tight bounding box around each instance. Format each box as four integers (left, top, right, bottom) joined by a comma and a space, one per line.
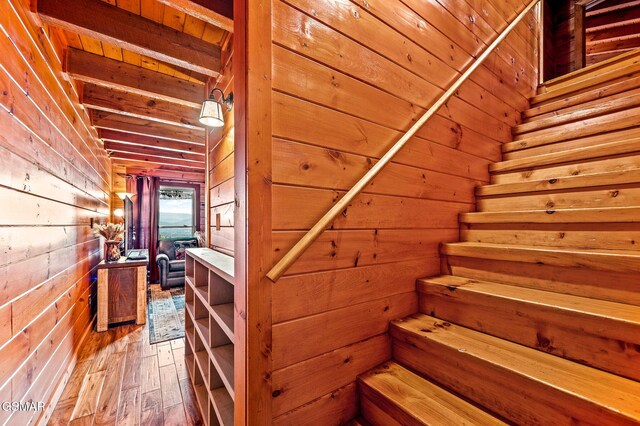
359, 392, 408, 426
539, 49, 640, 92
391, 336, 638, 426
492, 154, 640, 184
504, 127, 640, 160
532, 56, 640, 105
481, 169, 640, 197
507, 113, 640, 154
461, 208, 640, 224
526, 72, 640, 119
443, 255, 640, 306
526, 83, 640, 125
461, 224, 640, 251
478, 186, 640, 212
517, 92, 640, 135
418, 290, 640, 381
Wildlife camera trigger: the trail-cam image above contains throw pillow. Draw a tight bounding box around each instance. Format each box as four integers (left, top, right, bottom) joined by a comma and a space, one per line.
174, 240, 197, 260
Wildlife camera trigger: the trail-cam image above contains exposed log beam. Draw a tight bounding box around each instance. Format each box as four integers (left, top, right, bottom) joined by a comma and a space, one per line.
156, 0, 233, 33
81, 83, 203, 129
104, 141, 205, 162
35, 0, 221, 76
122, 164, 206, 181
108, 151, 204, 169
90, 110, 205, 145
98, 129, 205, 154
66, 49, 204, 108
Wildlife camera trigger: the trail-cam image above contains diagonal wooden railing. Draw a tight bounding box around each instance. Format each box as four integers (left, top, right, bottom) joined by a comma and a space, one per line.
267, 0, 540, 282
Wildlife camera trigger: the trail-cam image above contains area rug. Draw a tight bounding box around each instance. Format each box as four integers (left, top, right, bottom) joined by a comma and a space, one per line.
147, 284, 185, 344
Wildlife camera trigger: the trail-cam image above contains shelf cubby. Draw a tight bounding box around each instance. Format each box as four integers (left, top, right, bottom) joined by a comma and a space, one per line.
185, 248, 234, 426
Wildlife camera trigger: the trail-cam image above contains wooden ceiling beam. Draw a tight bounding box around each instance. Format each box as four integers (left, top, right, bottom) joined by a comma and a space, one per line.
35, 0, 221, 76
66, 49, 204, 108
81, 83, 203, 129
121, 164, 206, 182
156, 0, 233, 33
90, 110, 205, 145
108, 151, 204, 169
98, 129, 206, 154
104, 141, 205, 162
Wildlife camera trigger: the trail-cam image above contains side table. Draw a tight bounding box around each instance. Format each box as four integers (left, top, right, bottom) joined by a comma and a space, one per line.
96, 254, 148, 332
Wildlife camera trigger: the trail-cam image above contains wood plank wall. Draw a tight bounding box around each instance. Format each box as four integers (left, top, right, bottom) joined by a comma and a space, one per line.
543, 0, 640, 79
585, 1, 640, 65
0, 0, 111, 424
266, 0, 540, 423
208, 45, 234, 256
546, 0, 577, 79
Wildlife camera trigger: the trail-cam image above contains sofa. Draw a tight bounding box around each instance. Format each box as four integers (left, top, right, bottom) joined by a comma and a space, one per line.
156, 237, 198, 289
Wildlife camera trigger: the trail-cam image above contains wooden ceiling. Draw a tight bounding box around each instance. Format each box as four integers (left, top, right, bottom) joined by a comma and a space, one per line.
35, 0, 233, 180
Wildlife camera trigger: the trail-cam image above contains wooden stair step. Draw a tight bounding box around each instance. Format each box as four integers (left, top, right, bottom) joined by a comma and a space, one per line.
460, 207, 640, 223
492, 154, 640, 186
441, 242, 640, 273
358, 361, 505, 426
477, 168, 640, 197
391, 314, 640, 426
418, 275, 640, 381
532, 49, 640, 105
491, 136, 640, 173
539, 48, 640, 93
515, 90, 640, 135
505, 106, 640, 154
526, 73, 640, 120
503, 126, 640, 160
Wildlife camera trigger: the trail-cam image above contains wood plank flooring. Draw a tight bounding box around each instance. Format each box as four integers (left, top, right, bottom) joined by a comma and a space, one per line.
48, 322, 202, 425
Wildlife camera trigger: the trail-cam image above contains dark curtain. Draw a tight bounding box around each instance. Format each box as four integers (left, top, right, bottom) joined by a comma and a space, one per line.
128, 175, 160, 282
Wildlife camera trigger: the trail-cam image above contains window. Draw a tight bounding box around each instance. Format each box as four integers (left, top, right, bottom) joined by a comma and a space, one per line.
158, 186, 196, 240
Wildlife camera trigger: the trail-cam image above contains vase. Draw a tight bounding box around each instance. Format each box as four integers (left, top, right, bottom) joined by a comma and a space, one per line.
105, 240, 121, 263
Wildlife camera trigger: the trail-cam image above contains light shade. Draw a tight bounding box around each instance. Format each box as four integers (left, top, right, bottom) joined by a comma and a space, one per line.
199, 99, 225, 128
113, 208, 124, 218
116, 192, 134, 200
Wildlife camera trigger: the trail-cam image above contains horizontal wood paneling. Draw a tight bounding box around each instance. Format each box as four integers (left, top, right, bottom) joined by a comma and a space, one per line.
208, 46, 235, 256
268, 0, 539, 421
0, 0, 109, 424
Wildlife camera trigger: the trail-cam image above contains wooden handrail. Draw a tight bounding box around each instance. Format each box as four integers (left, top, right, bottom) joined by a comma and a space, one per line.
267, 0, 540, 282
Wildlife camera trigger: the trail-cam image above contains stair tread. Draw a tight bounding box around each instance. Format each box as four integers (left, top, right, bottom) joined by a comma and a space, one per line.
477, 168, 640, 196
541, 48, 640, 89
392, 314, 640, 421
516, 90, 640, 135
532, 51, 640, 105
359, 361, 506, 426
461, 207, 640, 223
443, 242, 640, 273
446, 241, 640, 257
527, 73, 640, 120
491, 136, 640, 172
418, 275, 640, 325
508, 105, 640, 153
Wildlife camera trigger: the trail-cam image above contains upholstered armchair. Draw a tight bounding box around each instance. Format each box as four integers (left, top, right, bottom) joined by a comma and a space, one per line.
156, 238, 198, 289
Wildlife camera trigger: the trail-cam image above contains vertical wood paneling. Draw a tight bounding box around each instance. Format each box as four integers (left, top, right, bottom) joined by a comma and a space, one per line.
0, 0, 110, 424
267, 0, 539, 421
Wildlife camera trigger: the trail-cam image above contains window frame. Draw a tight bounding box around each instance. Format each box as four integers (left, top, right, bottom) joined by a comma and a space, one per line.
157, 182, 201, 240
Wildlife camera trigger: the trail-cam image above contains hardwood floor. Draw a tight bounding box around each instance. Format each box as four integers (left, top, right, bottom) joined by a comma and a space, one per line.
48, 321, 202, 425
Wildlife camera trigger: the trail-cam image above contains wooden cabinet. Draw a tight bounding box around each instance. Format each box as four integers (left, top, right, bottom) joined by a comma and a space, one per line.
96, 257, 147, 332
184, 248, 234, 426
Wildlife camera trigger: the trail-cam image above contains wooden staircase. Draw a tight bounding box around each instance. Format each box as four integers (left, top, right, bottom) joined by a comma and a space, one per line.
355, 51, 640, 425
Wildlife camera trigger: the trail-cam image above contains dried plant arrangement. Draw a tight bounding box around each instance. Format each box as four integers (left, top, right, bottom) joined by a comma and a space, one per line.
92, 222, 125, 241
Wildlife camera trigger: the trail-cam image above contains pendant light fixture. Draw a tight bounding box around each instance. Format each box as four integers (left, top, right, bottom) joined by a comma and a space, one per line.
199, 88, 234, 128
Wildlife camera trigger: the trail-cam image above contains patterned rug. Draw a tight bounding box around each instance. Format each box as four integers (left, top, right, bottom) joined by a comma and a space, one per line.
147, 284, 185, 344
